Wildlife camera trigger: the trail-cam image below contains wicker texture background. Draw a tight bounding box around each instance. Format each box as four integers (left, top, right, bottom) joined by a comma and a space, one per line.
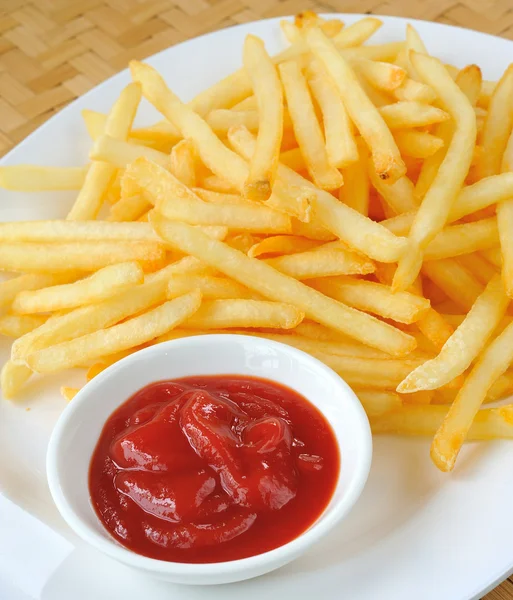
1, 1, 513, 598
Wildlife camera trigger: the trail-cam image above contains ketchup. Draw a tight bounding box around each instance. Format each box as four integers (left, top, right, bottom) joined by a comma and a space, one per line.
89, 376, 339, 563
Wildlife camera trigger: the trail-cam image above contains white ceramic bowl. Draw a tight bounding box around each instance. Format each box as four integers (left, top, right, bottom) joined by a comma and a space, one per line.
46, 334, 372, 585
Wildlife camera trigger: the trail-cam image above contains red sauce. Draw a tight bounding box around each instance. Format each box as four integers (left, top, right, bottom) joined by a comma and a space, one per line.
89, 376, 339, 563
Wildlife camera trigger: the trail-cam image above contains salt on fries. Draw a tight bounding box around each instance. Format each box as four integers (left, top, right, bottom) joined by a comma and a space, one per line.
2, 14, 513, 473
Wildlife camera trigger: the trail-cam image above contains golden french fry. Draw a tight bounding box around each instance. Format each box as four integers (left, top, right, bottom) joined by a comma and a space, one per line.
61, 387, 80, 401
308, 276, 430, 324
90, 135, 171, 169
355, 58, 406, 91
306, 59, 358, 169
305, 27, 405, 182
266, 248, 375, 280
265, 180, 314, 223
431, 321, 513, 471
1, 360, 33, 399
394, 131, 444, 159
81, 109, 107, 140
10, 257, 205, 360
279, 60, 343, 190
68, 82, 142, 220
371, 404, 513, 440
356, 390, 403, 416
423, 258, 483, 311
242, 35, 283, 200
0, 241, 164, 273
150, 214, 416, 356
0, 273, 78, 310
248, 235, 319, 258
0, 220, 163, 243
423, 218, 498, 260
130, 61, 249, 191
393, 52, 477, 291
342, 42, 404, 62
379, 102, 449, 129
331, 17, 382, 47
338, 141, 369, 215
26, 291, 202, 374
0, 314, 47, 337
167, 274, 253, 300
201, 175, 240, 194
457, 252, 498, 284
227, 126, 407, 262
130, 120, 180, 145
194, 188, 243, 205
478, 65, 513, 179
169, 139, 196, 187
369, 171, 419, 214
182, 299, 303, 330
0, 166, 88, 191
398, 276, 509, 393
107, 193, 152, 222
13, 262, 144, 314
393, 78, 436, 103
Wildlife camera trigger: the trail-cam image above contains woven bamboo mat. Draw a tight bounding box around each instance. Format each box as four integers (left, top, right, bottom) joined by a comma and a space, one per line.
1, 1, 513, 598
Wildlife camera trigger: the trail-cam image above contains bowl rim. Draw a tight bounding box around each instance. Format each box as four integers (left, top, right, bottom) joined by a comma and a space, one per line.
47, 333, 372, 576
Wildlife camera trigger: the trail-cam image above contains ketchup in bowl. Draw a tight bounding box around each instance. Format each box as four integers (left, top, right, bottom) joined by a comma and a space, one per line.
89, 375, 340, 563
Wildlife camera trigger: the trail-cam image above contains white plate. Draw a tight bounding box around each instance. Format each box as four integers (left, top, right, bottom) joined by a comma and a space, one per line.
1, 13, 513, 600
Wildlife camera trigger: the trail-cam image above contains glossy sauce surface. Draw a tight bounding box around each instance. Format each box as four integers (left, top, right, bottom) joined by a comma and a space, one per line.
89, 376, 340, 563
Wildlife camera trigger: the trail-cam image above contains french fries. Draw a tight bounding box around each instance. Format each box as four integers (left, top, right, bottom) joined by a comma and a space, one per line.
12, 262, 144, 314
393, 52, 477, 291
3, 14, 513, 473
242, 35, 283, 200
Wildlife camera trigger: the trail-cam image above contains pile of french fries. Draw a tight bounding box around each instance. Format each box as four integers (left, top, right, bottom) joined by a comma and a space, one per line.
2, 12, 513, 472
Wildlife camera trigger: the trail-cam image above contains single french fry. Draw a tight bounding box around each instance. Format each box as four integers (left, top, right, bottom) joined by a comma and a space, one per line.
279, 60, 343, 190
169, 139, 196, 187
26, 291, 202, 374
369, 171, 419, 214
82, 109, 107, 140
497, 124, 513, 297
68, 83, 142, 220
0, 166, 88, 191
183, 299, 303, 330
371, 404, 513, 440
130, 61, 249, 191
0, 314, 47, 337
342, 42, 404, 62
242, 35, 283, 200
0, 241, 164, 273
379, 102, 449, 129
227, 126, 407, 262
394, 131, 444, 159
248, 235, 319, 258
10, 257, 205, 360
12, 262, 144, 314
167, 274, 253, 300
307, 276, 430, 324
0, 220, 163, 243
61, 386, 80, 401
107, 193, 152, 222
306, 59, 358, 168
305, 27, 405, 182
265, 180, 314, 223
201, 175, 240, 194
1, 360, 33, 399
338, 140, 369, 215
0, 273, 78, 310
90, 135, 171, 169
431, 321, 513, 471
478, 65, 513, 179
397, 275, 509, 393
150, 214, 416, 356
355, 58, 406, 91
266, 248, 375, 280
423, 218, 498, 260
356, 389, 403, 416
393, 78, 436, 103
423, 258, 483, 312
194, 188, 243, 205
393, 53, 477, 291
331, 17, 382, 47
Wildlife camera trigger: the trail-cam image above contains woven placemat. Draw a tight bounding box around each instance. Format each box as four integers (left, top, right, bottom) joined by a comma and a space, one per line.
1, 1, 512, 598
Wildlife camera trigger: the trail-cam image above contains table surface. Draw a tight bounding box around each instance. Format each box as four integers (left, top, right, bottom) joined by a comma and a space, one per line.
1, 1, 513, 598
